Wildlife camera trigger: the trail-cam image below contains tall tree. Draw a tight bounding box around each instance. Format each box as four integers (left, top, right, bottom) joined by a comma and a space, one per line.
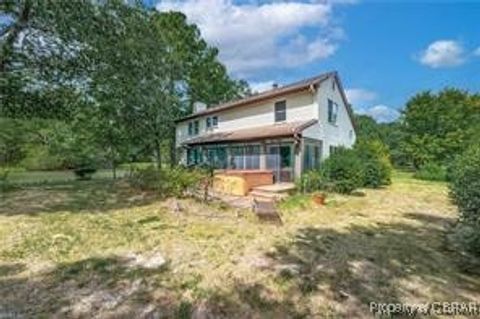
402, 89, 480, 168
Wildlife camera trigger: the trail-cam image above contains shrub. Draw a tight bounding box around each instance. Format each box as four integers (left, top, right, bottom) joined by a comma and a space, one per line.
73, 166, 97, 180
129, 165, 206, 197
321, 148, 364, 194
297, 169, 328, 193
355, 140, 393, 188
449, 144, 480, 256
414, 162, 447, 181
20, 145, 64, 171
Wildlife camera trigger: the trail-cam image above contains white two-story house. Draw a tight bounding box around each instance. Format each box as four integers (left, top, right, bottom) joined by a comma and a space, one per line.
175, 72, 356, 183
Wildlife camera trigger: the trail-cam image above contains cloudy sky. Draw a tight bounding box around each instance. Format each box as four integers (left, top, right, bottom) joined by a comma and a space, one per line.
152, 0, 480, 122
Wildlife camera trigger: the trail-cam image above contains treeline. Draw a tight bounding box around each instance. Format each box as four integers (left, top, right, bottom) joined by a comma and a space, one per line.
0, 0, 249, 174
355, 88, 480, 179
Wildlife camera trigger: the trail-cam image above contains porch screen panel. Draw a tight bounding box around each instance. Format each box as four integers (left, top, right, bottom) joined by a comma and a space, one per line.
206, 147, 227, 169
245, 145, 260, 169
230, 146, 244, 169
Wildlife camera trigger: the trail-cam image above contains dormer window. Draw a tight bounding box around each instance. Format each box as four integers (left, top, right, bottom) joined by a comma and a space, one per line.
274, 100, 286, 122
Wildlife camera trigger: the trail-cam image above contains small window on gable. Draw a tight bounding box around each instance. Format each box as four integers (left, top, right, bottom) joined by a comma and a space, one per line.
274, 100, 286, 122
329, 145, 337, 155
194, 120, 199, 135
212, 116, 218, 127
332, 79, 336, 91
327, 99, 339, 125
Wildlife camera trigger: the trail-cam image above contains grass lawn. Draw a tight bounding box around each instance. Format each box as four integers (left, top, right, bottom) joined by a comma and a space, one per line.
0, 171, 479, 318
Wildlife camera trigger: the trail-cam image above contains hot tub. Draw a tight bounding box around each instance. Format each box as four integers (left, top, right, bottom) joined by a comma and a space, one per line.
213, 170, 274, 196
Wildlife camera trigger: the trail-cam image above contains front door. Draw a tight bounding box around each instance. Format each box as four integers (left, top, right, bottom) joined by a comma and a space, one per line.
266, 144, 293, 183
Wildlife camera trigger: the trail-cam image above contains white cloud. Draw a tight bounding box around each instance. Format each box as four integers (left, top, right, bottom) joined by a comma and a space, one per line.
345, 88, 377, 106
249, 80, 276, 93
418, 40, 465, 68
156, 0, 346, 75
357, 104, 400, 123
474, 47, 480, 56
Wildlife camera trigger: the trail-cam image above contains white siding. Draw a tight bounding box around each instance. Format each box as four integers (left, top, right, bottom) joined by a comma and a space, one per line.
176, 91, 316, 147
303, 76, 356, 158
175, 74, 356, 161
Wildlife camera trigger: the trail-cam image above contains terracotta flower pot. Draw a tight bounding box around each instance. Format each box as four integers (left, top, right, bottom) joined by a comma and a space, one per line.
312, 193, 326, 205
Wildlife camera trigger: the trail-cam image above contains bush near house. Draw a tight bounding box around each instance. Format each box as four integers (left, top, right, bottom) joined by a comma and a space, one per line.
298, 148, 363, 194
355, 140, 393, 188
128, 165, 207, 197
449, 144, 480, 256
414, 162, 447, 181
298, 142, 393, 195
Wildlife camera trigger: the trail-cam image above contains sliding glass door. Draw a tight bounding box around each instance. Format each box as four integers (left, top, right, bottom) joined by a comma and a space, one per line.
266, 144, 293, 183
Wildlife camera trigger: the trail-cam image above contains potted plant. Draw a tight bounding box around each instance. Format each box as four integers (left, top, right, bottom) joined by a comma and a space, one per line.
312, 192, 327, 205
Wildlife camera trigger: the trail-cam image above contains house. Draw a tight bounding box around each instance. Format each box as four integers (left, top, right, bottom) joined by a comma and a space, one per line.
175, 71, 356, 184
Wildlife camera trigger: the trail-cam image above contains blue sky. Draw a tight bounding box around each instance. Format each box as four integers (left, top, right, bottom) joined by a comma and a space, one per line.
154, 0, 480, 122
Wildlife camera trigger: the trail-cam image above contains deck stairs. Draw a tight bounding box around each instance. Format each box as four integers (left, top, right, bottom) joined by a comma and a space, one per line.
249, 183, 296, 201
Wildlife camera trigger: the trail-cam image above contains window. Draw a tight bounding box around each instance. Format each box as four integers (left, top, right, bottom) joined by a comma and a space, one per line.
329, 145, 338, 155
194, 120, 199, 135
327, 99, 338, 124
332, 80, 336, 91
274, 100, 286, 122
188, 122, 193, 136
206, 116, 218, 129
303, 142, 322, 171
187, 147, 203, 166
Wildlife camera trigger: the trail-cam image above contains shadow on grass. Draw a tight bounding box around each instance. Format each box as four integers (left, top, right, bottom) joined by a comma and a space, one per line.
0, 256, 171, 318
0, 255, 310, 318
0, 179, 160, 216
267, 212, 480, 316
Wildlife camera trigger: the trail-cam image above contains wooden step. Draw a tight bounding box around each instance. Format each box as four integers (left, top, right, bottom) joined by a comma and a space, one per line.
249, 190, 288, 201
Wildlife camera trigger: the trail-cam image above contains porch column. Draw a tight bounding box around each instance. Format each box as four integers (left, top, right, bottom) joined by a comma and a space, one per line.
294, 140, 303, 180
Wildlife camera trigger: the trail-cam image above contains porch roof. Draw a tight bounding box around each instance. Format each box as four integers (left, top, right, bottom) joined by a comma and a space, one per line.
182, 119, 317, 146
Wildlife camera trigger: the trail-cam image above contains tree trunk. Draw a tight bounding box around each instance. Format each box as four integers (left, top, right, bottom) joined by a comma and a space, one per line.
169, 136, 176, 167
112, 160, 117, 180
154, 139, 162, 169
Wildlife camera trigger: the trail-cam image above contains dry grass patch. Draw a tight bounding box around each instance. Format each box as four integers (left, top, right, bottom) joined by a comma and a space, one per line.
0, 171, 479, 318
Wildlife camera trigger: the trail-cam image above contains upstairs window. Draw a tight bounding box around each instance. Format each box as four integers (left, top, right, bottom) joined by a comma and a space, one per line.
188, 122, 193, 136
194, 120, 199, 135
327, 99, 339, 124
206, 116, 218, 129
274, 100, 286, 122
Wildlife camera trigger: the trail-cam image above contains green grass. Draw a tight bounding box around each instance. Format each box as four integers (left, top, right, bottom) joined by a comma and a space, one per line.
0, 171, 479, 317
